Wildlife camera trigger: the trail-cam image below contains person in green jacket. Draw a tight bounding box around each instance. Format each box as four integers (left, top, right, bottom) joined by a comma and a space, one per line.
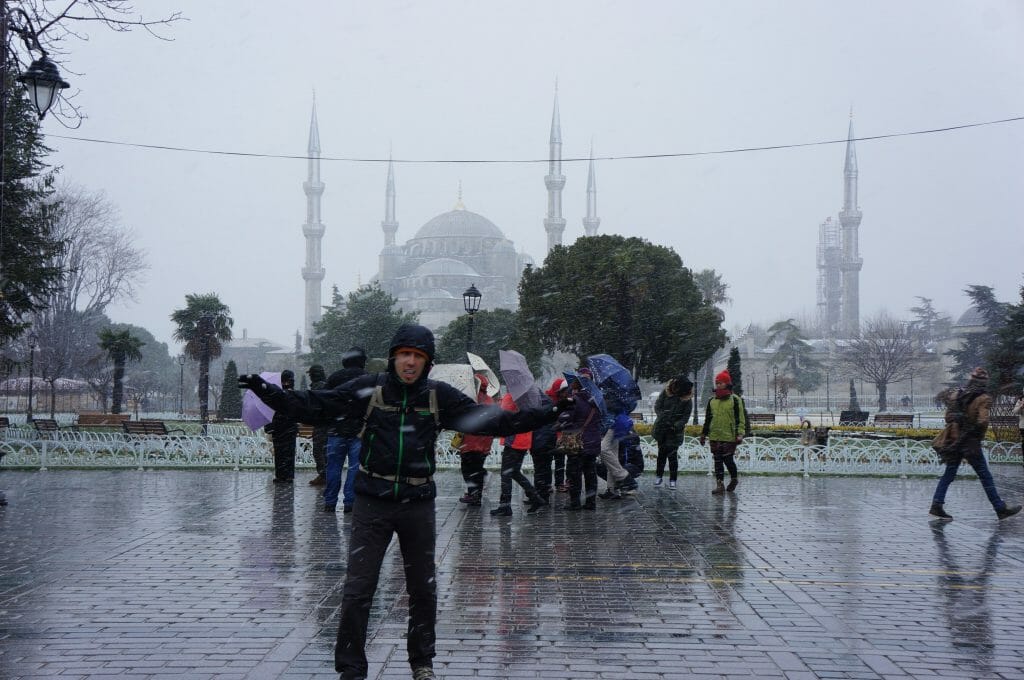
699, 370, 747, 495
652, 376, 693, 489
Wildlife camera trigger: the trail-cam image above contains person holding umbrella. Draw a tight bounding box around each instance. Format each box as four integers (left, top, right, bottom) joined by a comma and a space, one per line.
238, 324, 572, 680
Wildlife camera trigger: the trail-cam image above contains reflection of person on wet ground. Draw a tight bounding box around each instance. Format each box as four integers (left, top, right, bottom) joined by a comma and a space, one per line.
707, 495, 743, 602
931, 524, 1002, 670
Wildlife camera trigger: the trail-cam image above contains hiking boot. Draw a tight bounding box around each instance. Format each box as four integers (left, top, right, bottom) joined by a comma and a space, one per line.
460, 492, 482, 506
458, 492, 475, 503
711, 480, 725, 495
653, 477, 663, 487
343, 505, 353, 514
411, 666, 436, 680
598, 489, 622, 500
308, 473, 326, 487
997, 504, 1022, 520
490, 505, 512, 517
668, 480, 677, 490
929, 503, 953, 520
526, 499, 547, 513
726, 477, 738, 492
323, 504, 336, 513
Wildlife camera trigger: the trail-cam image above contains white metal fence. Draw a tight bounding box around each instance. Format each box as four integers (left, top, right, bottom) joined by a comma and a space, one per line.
2, 427, 1020, 478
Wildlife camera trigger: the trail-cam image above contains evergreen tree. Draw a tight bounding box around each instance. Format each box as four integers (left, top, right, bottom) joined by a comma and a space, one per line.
308, 284, 418, 367
435, 308, 542, 375
519, 235, 724, 381
766, 319, 823, 394
218, 360, 242, 419
0, 70, 64, 343
945, 285, 1008, 383
727, 347, 743, 395
985, 283, 1024, 396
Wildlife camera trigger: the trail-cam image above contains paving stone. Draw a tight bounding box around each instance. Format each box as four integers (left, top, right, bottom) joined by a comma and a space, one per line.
1, 468, 1023, 678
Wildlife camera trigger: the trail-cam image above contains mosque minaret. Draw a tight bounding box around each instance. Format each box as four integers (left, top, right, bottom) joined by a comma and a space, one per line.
543, 89, 566, 253
582, 141, 600, 236
301, 98, 326, 346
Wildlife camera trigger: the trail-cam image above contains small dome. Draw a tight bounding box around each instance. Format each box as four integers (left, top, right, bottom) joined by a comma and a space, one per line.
412, 209, 505, 240
954, 306, 986, 328
410, 258, 480, 277
399, 287, 457, 300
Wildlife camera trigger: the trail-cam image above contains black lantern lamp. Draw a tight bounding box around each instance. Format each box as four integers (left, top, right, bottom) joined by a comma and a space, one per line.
462, 284, 482, 354
17, 55, 68, 119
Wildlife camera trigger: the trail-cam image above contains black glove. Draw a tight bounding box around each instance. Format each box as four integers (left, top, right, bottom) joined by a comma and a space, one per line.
238, 374, 270, 394
553, 397, 575, 414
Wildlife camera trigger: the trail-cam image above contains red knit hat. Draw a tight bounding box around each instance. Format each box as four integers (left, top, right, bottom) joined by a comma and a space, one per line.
715, 370, 732, 385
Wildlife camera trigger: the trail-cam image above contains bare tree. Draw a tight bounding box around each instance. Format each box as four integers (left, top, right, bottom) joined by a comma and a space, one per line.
838, 314, 917, 412
4, 1, 184, 125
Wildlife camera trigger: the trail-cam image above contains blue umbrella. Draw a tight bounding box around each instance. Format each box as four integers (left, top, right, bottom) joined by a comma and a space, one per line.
586, 354, 641, 415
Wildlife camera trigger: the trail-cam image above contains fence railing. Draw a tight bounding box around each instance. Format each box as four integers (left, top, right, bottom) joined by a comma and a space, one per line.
2, 428, 1020, 478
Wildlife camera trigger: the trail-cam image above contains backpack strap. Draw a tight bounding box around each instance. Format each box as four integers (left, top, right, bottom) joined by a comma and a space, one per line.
358, 374, 440, 438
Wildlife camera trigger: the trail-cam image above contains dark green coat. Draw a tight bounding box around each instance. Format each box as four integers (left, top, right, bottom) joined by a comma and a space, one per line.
653, 391, 692, 449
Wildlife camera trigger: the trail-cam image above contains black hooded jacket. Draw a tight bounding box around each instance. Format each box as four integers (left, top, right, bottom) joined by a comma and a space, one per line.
258, 326, 558, 501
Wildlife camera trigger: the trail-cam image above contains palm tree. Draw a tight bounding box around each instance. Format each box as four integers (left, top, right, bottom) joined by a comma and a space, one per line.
170, 293, 233, 428
97, 328, 144, 414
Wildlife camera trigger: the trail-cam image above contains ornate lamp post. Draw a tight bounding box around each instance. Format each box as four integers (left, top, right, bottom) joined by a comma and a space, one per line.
462, 284, 482, 355
177, 354, 185, 416
26, 330, 37, 421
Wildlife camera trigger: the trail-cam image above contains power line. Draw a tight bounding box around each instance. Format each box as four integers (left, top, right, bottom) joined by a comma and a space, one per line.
47, 115, 1024, 164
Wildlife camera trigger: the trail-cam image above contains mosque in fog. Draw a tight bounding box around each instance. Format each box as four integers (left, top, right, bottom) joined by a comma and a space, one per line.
296, 90, 601, 339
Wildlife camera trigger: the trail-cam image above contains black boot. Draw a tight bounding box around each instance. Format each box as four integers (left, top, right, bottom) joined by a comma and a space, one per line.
997, 504, 1022, 520
929, 503, 953, 520
726, 477, 738, 492
490, 505, 512, 517
711, 480, 725, 495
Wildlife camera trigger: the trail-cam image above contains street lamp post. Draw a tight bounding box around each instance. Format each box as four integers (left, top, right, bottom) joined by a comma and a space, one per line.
177, 354, 185, 416
25, 330, 37, 422
462, 284, 482, 355
772, 365, 779, 412
825, 368, 831, 413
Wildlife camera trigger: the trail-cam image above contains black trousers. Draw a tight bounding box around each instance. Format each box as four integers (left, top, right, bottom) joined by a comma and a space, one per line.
710, 440, 738, 481
271, 432, 297, 481
498, 446, 540, 506
655, 437, 680, 481
531, 446, 556, 498
335, 495, 437, 676
565, 452, 598, 507
459, 451, 488, 495
311, 426, 329, 475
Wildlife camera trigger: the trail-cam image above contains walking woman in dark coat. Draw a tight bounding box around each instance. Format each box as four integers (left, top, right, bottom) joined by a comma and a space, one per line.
652, 377, 693, 489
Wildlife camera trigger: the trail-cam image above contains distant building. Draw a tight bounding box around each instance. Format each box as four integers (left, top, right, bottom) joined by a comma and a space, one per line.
300, 88, 599, 334
816, 116, 863, 338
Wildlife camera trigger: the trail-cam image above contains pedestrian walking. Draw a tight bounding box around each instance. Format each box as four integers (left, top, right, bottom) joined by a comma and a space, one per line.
322, 348, 368, 513
652, 376, 693, 489
457, 373, 494, 507
1012, 393, 1024, 450
929, 367, 1021, 521
530, 389, 559, 504
307, 364, 329, 487
545, 378, 570, 492
239, 324, 570, 680
491, 392, 549, 516
700, 370, 747, 495
265, 369, 298, 483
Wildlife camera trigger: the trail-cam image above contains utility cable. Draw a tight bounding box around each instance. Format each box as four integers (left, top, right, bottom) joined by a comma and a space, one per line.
47, 115, 1024, 164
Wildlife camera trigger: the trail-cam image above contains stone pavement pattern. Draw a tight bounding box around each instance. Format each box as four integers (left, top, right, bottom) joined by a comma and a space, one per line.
1, 467, 1024, 680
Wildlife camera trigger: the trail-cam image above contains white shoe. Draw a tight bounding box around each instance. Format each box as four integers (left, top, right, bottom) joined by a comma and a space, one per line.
668, 480, 677, 490
654, 477, 663, 487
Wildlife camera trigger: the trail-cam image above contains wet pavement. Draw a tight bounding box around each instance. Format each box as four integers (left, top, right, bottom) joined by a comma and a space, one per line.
2, 467, 1024, 680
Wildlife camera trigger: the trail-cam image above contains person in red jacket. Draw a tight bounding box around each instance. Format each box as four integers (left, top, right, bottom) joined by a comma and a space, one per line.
457, 374, 495, 507
491, 391, 549, 516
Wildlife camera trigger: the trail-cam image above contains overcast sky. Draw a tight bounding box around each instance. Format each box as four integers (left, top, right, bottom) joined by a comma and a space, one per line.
45, 0, 1024, 352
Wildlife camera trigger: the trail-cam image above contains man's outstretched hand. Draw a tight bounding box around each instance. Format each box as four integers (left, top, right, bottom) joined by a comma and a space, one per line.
238, 374, 270, 395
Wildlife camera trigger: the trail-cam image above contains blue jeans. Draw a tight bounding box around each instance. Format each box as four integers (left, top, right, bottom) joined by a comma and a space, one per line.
932, 452, 1005, 510
325, 435, 362, 508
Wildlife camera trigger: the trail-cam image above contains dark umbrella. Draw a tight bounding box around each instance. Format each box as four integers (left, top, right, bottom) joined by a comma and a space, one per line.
586, 354, 641, 414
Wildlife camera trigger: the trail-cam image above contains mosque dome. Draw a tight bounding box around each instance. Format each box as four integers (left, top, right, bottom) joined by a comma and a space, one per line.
954, 306, 986, 329
410, 258, 480, 277
412, 208, 505, 240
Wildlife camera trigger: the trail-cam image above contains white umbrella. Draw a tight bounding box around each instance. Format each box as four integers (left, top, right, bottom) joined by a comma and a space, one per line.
428, 363, 476, 400
466, 352, 500, 397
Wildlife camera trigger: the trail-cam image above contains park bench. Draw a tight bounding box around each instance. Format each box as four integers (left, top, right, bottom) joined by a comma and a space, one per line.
297, 424, 316, 439
122, 420, 186, 437
747, 413, 776, 425
839, 410, 869, 426
32, 418, 64, 437
872, 413, 915, 428
77, 413, 131, 429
